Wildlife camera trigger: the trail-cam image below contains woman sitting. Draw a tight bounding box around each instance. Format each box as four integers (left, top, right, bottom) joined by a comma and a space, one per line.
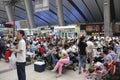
52, 44, 70, 78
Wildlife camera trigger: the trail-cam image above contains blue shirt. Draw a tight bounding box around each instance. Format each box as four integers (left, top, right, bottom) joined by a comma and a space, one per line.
109, 51, 115, 60
104, 54, 112, 63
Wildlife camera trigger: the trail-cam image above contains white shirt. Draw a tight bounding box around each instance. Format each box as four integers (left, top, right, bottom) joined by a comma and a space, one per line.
86, 41, 94, 53
17, 39, 26, 62
71, 45, 78, 53
61, 49, 70, 60
66, 47, 72, 53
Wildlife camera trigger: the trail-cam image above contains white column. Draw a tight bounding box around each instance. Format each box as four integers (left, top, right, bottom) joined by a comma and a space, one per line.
56, 0, 65, 26
5, 3, 14, 21
24, 0, 35, 29
104, 0, 112, 36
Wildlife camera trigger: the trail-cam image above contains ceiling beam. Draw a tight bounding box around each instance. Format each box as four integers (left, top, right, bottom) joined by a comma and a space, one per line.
37, 13, 54, 24
46, 10, 57, 21
15, 6, 25, 11
49, 9, 57, 16
68, 0, 88, 22
15, 15, 24, 19
15, 5, 50, 25
49, 2, 68, 25
81, 0, 96, 22
0, 8, 25, 19
0, 16, 7, 19
49, 9, 68, 24
63, 4, 80, 22
34, 14, 50, 24
95, 0, 103, 20
78, 22, 103, 25
0, 9, 6, 12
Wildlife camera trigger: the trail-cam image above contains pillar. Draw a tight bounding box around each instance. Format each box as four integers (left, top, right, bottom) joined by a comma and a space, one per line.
104, 0, 112, 36
24, 0, 35, 34
56, 0, 65, 26
5, 2, 14, 21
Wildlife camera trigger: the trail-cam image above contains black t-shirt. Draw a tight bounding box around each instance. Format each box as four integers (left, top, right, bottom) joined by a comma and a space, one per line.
78, 41, 87, 55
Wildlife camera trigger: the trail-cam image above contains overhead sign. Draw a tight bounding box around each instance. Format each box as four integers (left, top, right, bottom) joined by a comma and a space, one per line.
40, 27, 53, 33
35, 0, 49, 12
19, 20, 29, 28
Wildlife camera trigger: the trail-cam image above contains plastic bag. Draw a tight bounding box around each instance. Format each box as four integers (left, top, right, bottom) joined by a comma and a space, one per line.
9, 53, 16, 64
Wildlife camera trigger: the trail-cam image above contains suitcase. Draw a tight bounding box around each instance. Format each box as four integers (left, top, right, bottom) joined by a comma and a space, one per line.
34, 59, 45, 72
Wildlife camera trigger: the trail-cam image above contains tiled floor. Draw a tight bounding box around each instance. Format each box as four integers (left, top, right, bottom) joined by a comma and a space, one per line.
0, 60, 90, 80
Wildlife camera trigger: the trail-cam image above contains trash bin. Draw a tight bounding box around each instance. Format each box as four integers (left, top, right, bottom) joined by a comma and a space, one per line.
34, 61, 45, 72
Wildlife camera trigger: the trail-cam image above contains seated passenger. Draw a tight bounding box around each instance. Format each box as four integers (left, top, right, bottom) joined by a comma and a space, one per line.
108, 46, 117, 61
93, 48, 103, 63
29, 41, 36, 54
51, 44, 70, 78
39, 45, 46, 57
52, 48, 61, 65
102, 49, 112, 64
68, 42, 78, 71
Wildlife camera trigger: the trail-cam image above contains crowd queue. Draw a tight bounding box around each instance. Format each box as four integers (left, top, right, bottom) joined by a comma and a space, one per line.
0, 31, 120, 79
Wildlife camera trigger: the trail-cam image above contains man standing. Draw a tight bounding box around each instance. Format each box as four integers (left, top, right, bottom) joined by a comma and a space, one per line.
78, 36, 88, 74
11, 30, 26, 80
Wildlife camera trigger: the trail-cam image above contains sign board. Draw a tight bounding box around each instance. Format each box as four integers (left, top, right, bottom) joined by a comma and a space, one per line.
19, 20, 29, 28
40, 27, 53, 33
35, 0, 49, 12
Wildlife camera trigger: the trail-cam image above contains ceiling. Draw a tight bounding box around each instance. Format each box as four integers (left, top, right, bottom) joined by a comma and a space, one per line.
0, 0, 120, 27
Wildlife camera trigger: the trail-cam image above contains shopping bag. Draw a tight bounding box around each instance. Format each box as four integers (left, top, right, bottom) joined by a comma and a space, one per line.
9, 53, 16, 64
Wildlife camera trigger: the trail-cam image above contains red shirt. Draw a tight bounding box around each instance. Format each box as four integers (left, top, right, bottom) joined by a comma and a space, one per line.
41, 37, 45, 42
39, 47, 46, 53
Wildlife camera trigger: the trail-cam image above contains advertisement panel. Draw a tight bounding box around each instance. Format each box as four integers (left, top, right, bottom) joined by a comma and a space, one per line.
35, 0, 49, 12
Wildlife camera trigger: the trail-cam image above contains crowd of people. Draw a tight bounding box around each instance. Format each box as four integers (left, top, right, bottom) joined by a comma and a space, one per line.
0, 31, 120, 79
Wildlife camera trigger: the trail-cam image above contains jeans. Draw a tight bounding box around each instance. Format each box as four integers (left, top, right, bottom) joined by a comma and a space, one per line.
78, 55, 86, 71
16, 62, 26, 80
51, 54, 58, 65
